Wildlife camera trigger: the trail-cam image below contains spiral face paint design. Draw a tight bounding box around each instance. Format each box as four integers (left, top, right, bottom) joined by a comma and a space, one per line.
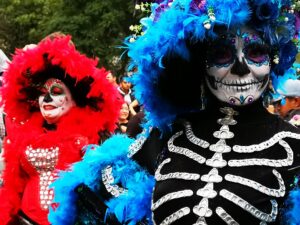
205, 27, 270, 106
38, 78, 75, 124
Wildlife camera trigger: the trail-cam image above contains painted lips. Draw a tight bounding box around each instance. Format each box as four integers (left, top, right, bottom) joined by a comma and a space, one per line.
43, 105, 57, 110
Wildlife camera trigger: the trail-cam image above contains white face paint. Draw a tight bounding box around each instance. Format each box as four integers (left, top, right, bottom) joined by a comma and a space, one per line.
39, 78, 75, 124
205, 27, 270, 106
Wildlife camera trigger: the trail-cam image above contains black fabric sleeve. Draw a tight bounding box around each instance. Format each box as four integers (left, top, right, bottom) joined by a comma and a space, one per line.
132, 128, 166, 175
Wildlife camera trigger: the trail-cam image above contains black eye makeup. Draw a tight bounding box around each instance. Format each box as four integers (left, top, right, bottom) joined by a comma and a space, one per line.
243, 42, 270, 66
207, 40, 236, 67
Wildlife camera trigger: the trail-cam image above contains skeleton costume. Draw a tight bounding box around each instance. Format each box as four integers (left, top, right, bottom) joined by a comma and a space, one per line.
50, 1, 300, 225
0, 36, 121, 225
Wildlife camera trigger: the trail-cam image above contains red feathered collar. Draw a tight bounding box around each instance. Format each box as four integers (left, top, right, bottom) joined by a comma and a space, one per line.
1, 35, 121, 134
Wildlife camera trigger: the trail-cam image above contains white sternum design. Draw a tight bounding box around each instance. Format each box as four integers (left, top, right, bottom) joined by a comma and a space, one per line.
193, 108, 235, 224
153, 107, 300, 225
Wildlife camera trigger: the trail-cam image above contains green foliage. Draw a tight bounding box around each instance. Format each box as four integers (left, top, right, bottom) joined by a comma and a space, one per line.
0, 0, 140, 74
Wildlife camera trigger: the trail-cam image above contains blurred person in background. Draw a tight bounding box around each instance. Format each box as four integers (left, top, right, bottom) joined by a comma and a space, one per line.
117, 74, 135, 105
273, 78, 300, 127
115, 103, 130, 134
129, 99, 141, 117
106, 71, 118, 88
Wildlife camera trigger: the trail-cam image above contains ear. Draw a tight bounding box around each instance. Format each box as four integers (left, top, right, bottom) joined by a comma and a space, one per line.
294, 97, 300, 107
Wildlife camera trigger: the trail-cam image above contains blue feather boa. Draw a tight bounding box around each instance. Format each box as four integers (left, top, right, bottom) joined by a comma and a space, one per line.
283, 177, 300, 225
48, 134, 155, 225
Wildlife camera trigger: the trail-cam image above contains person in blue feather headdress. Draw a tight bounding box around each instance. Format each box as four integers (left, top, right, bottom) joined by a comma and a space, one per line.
272, 68, 300, 127
49, 1, 300, 225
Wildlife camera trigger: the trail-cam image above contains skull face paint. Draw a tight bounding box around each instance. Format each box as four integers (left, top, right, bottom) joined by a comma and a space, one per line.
205, 27, 270, 106
39, 78, 75, 124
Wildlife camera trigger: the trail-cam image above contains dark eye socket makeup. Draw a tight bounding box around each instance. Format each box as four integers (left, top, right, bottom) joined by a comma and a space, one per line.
207, 40, 270, 67
243, 43, 270, 64
207, 40, 236, 66
50, 86, 64, 96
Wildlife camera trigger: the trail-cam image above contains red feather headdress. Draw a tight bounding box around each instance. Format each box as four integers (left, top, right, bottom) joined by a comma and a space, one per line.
1, 35, 121, 141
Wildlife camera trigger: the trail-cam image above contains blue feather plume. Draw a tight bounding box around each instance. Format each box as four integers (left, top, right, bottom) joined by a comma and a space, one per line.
48, 135, 155, 225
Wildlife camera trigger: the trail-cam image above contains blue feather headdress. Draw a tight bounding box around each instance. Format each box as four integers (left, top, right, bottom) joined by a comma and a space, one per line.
127, 0, 299, 131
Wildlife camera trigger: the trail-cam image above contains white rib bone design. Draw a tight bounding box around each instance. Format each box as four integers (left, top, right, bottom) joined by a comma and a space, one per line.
225, 169, 285, 197
152, 190, 193, 211
233, 131, 300, 153
159, 207, 191, 225
184, 121, 210, 148
215, 207, 239, 225
219, 189, 278, 223
168, 131, 206, 164
155, 158, 201, 181
128, 128, 152, 158
102, 166, 126, 197
228, 140, 293, 167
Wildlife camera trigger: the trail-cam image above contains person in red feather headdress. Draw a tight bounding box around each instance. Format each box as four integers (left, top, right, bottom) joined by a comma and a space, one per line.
0, 35, 121, 225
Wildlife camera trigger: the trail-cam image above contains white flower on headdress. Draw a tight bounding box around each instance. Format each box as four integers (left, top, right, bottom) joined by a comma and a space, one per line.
290, 115, 300, 126
129, 37, 136, 43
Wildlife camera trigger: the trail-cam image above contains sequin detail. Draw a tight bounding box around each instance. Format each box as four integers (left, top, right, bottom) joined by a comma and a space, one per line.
160, 207, 190, 225
209, 139, 231, 153
215, 207, 239, 225
102, 166, 126, 197
152, 190, 193, 211
219, 189, 278, 222
200, 168, 223, 183
233, 132, 300, 153
225, 169, 285, 197
128, 129, 149, 158
197, 183, 218, 199
25, 145, 59, 210
213, 125, 234, 139
193, 198, 213, 217
184, 121, 209, 148
193, 108, 237, 222
168, 131, 206, 164
155, 158, 201, 181
228, 140, 293, 167
205, 152, 227, 168
153, 107, 298, 225
193, 217, 207, 225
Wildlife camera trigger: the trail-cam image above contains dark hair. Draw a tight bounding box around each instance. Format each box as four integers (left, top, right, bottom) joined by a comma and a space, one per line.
21, 64, 100, 112
108, 70, 117, 78
118, 74, 130, 84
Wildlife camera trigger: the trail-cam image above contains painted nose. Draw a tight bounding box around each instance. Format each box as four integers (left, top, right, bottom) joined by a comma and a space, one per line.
230, 58, 250, 77
43, 93, 53, 103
